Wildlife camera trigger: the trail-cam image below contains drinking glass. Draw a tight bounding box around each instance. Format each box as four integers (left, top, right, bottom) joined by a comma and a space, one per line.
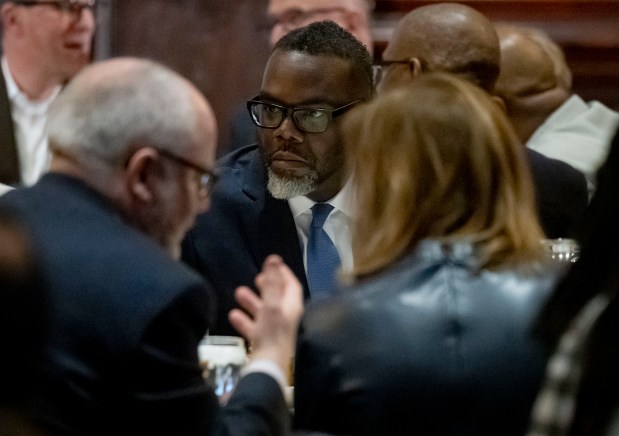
198, 335, 247, 404
541, 238, 580, 263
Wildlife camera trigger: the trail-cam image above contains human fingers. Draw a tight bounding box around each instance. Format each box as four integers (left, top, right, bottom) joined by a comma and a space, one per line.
255, 256, 285, 297
228, 308, 255, 340
234, 285, 262, 317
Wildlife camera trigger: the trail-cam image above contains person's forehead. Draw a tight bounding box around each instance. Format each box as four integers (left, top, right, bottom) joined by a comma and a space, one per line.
268, 0, 358, 16
262, 51, 357, 104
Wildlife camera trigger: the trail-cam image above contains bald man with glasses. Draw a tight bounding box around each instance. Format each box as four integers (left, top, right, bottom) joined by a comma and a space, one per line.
0, 0, 95, 186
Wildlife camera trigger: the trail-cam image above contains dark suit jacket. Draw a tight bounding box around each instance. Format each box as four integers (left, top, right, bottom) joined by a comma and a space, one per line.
294, 240, 557, 436
0, 173, 288, 436
0, 70, 20, 185
527, 147, 588, 239
182, 145, 309, 336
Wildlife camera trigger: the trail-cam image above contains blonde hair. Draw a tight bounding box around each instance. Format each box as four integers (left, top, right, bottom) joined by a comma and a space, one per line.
343, 73, 546, 278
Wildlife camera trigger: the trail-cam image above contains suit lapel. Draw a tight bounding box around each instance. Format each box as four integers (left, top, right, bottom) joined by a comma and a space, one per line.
239, 152, 310, 298
0, 72, 20, 185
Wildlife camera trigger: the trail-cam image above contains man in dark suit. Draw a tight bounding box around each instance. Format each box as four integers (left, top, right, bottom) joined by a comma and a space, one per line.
0, 57, 302, 435
376, 2, 588, 239
182, 21, 375, 336
0, 0, 95, 186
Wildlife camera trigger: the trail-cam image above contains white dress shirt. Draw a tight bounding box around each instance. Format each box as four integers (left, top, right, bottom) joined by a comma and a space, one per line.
288, 178, 356, 280
527, 94, 619, 196
2, 57, 61, 186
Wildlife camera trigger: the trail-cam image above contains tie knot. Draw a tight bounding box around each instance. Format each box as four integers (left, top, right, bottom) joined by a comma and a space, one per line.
311, 203, 334, 229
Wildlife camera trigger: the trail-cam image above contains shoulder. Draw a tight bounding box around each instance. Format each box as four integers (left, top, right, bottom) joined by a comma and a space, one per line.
527, 147, 588, 192
217, 143, 261, 171
304, 243, 556, 331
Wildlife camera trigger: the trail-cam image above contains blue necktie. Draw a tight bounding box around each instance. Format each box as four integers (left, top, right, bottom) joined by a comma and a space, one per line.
307, 203, 341, 298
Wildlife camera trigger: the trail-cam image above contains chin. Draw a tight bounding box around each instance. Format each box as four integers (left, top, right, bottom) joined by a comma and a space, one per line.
267, 169, 317, 199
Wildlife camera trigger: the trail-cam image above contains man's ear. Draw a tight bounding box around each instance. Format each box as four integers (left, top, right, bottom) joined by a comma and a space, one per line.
125, 147, 159, 203
491, 95, 508, 114
409, 58, 423, 80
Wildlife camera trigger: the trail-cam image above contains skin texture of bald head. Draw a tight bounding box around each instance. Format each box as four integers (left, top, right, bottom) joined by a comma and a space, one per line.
379, 3, 500, 93
48, 57, 218, 258
494, 24, 571, 142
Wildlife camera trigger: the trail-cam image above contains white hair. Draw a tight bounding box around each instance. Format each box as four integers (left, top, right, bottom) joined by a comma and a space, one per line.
47, 58, 197, 168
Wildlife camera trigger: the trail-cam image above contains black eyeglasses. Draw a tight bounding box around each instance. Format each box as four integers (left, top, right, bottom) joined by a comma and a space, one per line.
157, 149, 218, 198
12, 0, 96, 14
372, 59, 412, 86
247, 97, 363, 133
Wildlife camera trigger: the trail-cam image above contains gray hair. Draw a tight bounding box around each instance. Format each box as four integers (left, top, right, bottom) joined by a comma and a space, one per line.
47, 58, 197, 168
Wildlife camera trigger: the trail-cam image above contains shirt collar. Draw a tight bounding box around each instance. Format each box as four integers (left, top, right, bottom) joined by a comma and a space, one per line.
288, 176, 356, 218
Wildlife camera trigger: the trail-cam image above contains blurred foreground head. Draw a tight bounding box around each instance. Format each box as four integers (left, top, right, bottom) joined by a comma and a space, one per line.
0, 207, 46, 414
343, 73, 546, 277
47, 57, 218, 258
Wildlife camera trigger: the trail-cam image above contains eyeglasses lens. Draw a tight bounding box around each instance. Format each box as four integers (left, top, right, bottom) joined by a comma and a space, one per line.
250, 103, 328, 133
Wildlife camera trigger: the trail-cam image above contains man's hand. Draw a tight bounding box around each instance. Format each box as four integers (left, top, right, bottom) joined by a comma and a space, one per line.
229, 255, 303, 373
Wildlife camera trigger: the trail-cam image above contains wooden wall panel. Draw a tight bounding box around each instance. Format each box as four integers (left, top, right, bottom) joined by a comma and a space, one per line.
110, 0, 271, 155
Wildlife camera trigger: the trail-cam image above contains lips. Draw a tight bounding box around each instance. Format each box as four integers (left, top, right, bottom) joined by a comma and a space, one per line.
270, 150, 311, 172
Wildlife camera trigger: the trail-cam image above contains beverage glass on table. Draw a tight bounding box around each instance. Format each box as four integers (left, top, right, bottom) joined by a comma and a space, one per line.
198, 335, 247, 404
541, 238, 580, 263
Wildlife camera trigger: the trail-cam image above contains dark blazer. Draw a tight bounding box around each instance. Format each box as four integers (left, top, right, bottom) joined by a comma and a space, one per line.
0, 70, 20, 185
294, 240, 557, 436
0, 173, 288, 436
182, 145, 310, 336
527, 147, 588, 239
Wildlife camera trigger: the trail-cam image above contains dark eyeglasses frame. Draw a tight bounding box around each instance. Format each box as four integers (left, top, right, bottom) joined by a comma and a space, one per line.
157, 149, 218, 198
247, 97, 363, 133
11, 0, 96, 14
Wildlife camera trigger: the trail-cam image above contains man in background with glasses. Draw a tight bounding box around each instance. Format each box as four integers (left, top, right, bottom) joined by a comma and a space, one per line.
0, 0, 95, 186
182, 21, 374, 336
375, 2, 588, 239
268, 0, 374, 53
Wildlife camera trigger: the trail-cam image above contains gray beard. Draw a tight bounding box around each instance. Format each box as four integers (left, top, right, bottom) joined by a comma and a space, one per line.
266, 168, 318, 199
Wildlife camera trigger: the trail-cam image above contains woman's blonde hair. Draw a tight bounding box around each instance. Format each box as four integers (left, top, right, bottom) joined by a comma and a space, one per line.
343, 73, 546, 278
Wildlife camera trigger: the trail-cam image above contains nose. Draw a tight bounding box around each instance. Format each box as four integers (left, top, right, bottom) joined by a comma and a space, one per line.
270, 25, 285, 47
274, 114, 303, 142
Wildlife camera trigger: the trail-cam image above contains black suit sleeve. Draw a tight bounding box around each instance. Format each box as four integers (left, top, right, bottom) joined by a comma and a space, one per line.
128, 283, 289, 436
527, 149, 589, 238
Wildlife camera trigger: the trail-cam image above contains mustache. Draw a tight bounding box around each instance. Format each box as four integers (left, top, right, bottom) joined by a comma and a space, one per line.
265, 141, 311, 162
